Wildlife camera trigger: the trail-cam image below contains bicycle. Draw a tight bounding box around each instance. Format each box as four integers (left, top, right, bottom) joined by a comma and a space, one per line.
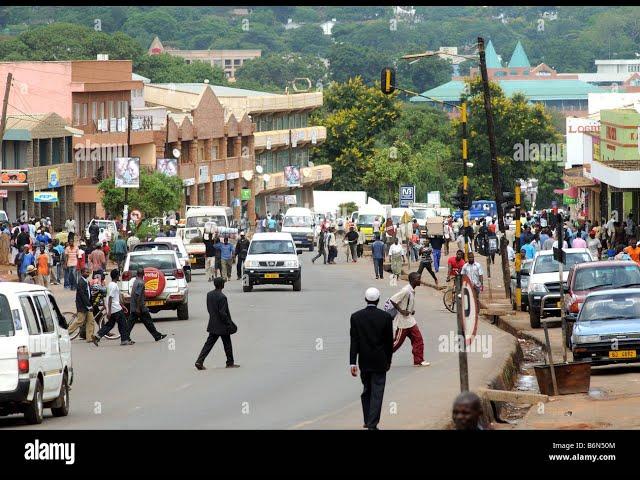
64, 306, 123, 341
442, 285, 456, 313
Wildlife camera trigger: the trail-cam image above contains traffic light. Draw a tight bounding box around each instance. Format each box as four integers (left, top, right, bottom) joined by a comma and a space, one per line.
553, 246, 566, 265
501, 192, 515, 211
380, 67, 396, 95
451, 183, 470, 210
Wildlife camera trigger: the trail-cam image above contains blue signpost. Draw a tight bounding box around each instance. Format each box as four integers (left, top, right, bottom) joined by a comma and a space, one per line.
399, 184, 415, 208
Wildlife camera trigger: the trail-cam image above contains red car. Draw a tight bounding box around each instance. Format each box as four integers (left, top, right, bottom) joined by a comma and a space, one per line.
563, 260, 640, 346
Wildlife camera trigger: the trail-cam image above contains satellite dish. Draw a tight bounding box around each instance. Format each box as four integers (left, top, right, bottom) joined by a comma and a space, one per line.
256, 165, 264, 174
263, 174, 271, 183
172, 148, 181, 159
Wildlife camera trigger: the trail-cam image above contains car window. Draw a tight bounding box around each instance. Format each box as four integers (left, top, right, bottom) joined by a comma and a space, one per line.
47, 294, 67, 329
34, 294, 55, 333
283, 216, 312, 227
248, 240, 296, 255
0, 294, 14, 337
534, 253, 591, 274
580, 294, 640, 321
128, 254, 177, 271
134, 244, 171, 252
574, 265, 640, 291
19, 296, 41, 335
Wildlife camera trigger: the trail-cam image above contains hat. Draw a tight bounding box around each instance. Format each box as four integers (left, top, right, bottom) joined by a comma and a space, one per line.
26, 265, 36, 274
365, 287, 380, 302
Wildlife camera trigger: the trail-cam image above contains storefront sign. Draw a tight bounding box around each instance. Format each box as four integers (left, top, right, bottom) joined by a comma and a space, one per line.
0, 190, 7, 198
226, 172, 240, 180
47, 168, 60, 188
0, 170, 28, 185
199, 165, 209, 183
241, 188, 251, 201
285, 195, 297, 205
183, 178, 195, 187
34, 191, 58, 203
268, 195, 284, 202
212, 174, 226, 183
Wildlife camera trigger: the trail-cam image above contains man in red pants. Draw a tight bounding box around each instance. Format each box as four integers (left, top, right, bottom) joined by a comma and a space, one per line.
390, 272, 430, 366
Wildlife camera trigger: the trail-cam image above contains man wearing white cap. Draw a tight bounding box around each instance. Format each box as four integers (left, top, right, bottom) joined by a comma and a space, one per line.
350, 287, 394, 430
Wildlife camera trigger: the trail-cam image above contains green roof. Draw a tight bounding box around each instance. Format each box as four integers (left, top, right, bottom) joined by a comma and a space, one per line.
508, 41, 530, 68
485, 40, 502, 69
410, 79, 605, 103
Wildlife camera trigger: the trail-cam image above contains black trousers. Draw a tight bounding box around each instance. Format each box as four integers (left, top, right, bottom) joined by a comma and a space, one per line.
196, 333, 234, 366
96, 310, 129, 341
360, 371, 386, 429
128, 310, 161, 340
417, 260, 437, 283
312, 245, 326, 263
236, 257, 245, 279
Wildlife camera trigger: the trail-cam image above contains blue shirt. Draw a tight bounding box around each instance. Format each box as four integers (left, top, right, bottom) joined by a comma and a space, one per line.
268, 218, 276, 229
20, 253, 35, 274
216, 243, 234, 260
539, 233, 549, 246
372, 240, 385, 259
36, 234, 49, 245
521, 243, 536, 260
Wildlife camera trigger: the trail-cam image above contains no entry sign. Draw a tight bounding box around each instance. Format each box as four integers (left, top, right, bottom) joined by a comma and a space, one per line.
461, 275, 479, 346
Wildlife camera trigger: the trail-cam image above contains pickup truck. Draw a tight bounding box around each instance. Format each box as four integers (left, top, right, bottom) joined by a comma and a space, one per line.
453, 200, 497, 222
178, 222, 239, 270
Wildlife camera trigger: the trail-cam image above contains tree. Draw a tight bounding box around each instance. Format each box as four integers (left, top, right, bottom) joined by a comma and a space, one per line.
98, 170, 184, 219
234, 53, 328, 92
328, 43, 392, 84
284, 24, 333, 57
397, 56, 453, 94
338, 202, 358, 216
134, 53, 226, 84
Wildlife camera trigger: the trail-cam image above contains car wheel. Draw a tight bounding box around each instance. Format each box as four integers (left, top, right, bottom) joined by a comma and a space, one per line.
243, 283, 253, 292
51, 373, 70, 417
529, 307, 541, 329
177, 303, 189, 320
24, 379, 44, 424
293, 278, 302, 292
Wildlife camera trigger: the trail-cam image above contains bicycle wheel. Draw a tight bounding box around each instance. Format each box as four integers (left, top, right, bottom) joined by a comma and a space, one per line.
443, 288, 456, 313
96, 312, 121, 340
63, 312, 79, 339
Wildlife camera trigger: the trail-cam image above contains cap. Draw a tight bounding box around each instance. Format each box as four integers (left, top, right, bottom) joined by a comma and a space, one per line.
365, 287, 380, 302
26, 265, 36, 274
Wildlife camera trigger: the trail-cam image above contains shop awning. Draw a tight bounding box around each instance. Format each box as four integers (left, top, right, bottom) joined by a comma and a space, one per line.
2, 129, 31, 141
553, 186, 579, 198
562, 174, 597, 188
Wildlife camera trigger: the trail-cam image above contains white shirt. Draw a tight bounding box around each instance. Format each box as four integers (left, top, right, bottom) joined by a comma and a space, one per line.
390, 284, 416, 329
389, 244, 405, 257
327, 232, 336, 247
462, 262, 484, 288
107, 282, 122, 314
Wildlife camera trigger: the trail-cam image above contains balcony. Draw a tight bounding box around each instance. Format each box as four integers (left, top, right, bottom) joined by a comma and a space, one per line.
255, 164, 332, 195
253, 126, 327, 152
220, 92, 323, 115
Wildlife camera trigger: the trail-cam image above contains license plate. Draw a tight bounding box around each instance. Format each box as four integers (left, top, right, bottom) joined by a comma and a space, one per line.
145, 300, 164, 307
609, 350, 636, 359
190, 258, 197, 264
264, 273, 279, 279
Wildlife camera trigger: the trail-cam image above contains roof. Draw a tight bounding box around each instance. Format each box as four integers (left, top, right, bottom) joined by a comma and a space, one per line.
152, 83, 277, 98
572, 260, 638, 270
132, 72, 151, 84
485, 40, 502, 69
535, 248, 591, 256
0, 282, 49, 295
251, 232, 295, 241
3, 113, 71, 141
410, 79, 605, 103
508, 41, 531, 68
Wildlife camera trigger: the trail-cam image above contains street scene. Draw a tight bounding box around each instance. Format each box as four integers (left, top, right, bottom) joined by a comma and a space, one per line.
1, 7, 640, 453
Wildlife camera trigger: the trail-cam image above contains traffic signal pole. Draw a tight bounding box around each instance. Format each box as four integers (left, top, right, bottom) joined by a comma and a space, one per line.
461, 101, 470, 261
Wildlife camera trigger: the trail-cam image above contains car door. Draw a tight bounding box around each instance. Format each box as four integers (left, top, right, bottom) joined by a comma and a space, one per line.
18, 296, 45, 393
32, 293, 63, 400
47, 293, 71, 383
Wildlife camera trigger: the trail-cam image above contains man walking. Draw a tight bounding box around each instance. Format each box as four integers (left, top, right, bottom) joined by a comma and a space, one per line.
311, 228, 327, 264
35, 244, 51, 288
92, 269, 135, 346
345, 225, 358, 263
234, 231, 250, 280
17, 245, 34, 283
371, 233, 385, 280
390, 272, 430, 366
64, 241, 78, 290
417, 238, 438, 286
350, 287, 393, 430
88, 242, 106, 273
204, 232, 216, 282
217, 236, 234, 281
429, 235, 445, 273
114, 234, 127, 272
128, 267, 167, 342
327, 227, 337, 264
461, 252, 484, 299
67, 267, 95, 343
195, 277, 240, 370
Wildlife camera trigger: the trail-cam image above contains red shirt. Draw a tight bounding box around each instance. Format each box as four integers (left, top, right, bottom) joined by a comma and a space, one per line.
448, 257, 466, 276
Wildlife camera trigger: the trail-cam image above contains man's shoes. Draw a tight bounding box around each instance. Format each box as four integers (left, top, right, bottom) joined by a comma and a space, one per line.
311, 258, 315, 264
91, 335, 100, 346
353, 260, 357, 263
195, 363, 206, 370
415, 361, 431, 367
226, 364, 240, 368
155, 334, 167, 342
375, 276, 379, 279
120, 340, 135, 346
367, 426, 379, 430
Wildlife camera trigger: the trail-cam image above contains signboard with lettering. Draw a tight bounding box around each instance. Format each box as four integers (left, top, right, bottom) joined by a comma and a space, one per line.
34, 191, 58, 203
226, 172, 240, 180
285, 195, 297, 205
0, 170, 28, 186
198, 165, 209, 183
212, 174, 226, 183
399, 184, 415, 208
241, 188, 251, 201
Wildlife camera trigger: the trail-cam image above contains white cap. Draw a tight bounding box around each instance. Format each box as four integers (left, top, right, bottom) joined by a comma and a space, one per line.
365, 287, 380, 302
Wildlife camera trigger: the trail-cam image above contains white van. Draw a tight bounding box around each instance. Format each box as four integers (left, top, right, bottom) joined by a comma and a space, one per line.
185, 205, 233, 229
0, 283, 73, 424
242, 232, 301, 292
281, 207, 315, 251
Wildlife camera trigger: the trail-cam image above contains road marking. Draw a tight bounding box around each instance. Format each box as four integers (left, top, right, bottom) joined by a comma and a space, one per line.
175, 383, 192, 391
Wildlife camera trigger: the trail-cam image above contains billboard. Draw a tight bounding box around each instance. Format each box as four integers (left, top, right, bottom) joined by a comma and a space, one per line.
157, 158, 178, 177
399, 184, 415, 207
284, 165, 301, 187
34, 191, 58, 203
115, 157, 140, 188
0, 170, 28, 185
47, 168, 60, 188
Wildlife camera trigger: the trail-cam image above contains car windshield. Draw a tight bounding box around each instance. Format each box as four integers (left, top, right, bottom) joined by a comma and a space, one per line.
249, 240, 296, 255
184, 229, 202, 240
283, 216, 312, 227
128, 254, 176, 271
574, 265, 640, 291
358, 214, 380, 225
0, 294, 14, 337
534, 252, 592, 274
579, 293, 640, 322
186, 215, 227, 228
412, 210, 427, 220
134, 244, 171, 252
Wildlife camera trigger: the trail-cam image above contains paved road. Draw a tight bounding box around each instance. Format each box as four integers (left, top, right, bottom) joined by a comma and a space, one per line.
1, 252, 516, 429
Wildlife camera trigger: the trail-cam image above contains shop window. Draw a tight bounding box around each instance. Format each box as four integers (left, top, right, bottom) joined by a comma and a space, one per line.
52, 138, 62, 165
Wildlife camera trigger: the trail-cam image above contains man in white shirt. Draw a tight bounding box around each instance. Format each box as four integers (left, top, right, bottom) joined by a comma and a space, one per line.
461, 253, 484, 297
327, 227, 337, 264
372, 217, 381, 234
92, 269, 134, 346
390, 272, 430, 367
65, 217, 76, 233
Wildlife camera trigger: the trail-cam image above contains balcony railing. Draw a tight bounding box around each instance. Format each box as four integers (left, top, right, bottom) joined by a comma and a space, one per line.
254, 126, 327, 151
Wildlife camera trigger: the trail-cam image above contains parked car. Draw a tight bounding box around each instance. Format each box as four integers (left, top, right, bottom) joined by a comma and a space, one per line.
510, 259, 533, 311
85, 219, 118, 243
0, 283, 73, 424
133, 237, 192, 282
572, 288, 640, 365
527, 248, 594, 328
119, 250, 189, 320
563, 260, 640, 347
242, 232, 301, 292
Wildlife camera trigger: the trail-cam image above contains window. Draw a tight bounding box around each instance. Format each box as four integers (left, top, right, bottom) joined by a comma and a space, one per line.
0, 294, 14, 337
276, 116, 283, 130
73, 103, 80, 126
52, 138, 62, 165
82, 103, 88, 125
99, 102, 105, 120
91, 102, 98, 122
225, 59, 232, 67
20, 296, 41, 335
234, 59, 241, 66
34, 295, 55, 333
108, 101, 114, 119
47, 294, 67, 329
211, 145, 218, 160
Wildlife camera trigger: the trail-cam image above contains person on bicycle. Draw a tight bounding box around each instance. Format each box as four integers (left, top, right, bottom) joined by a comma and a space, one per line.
92, 268, 134, 346
446, 249, 466, 283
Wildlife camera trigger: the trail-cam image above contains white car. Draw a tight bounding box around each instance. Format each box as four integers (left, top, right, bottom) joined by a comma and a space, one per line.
119, 250, 189, 320
242, 232, 302, 292
132, 236, 192, 283
0, 283, 73, 424
85, 219, 118, 242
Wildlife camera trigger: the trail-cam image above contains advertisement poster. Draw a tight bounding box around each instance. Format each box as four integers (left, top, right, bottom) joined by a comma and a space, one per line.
285, 195, 297, 205
115, 157, 140, 188
0, 170, 28, 185
47, 167, 60, 188
284, 165, 301, 187
241, 188, 252, 201
34, 191, 58, 203
157, 158, 178, 177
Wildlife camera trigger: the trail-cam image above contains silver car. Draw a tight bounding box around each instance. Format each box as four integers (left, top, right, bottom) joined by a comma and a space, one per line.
510, 259, 533, 311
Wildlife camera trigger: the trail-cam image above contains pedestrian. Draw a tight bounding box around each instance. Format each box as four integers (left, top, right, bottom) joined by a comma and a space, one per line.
311, 228, 327, 264
587, 229, 602, 260
195, 277, 240, 370
267, 215, 277, 232
92, 269, 134, 346
446, 249, 466, 282
67, 267, 95, 343
17, 245, 34, 283
327, 227, 338, 264
371, 233, 385, 280
22, 264, 38, 284
50, 239, 63, 285
417, 238, 438, 286
217, 236, 234, 281
234, 231, 250, 280
389, 272, 430, 367
35, 244, 51, 288
349, 287, 393, 430
88, 243, 107, 273
357, 227, 365, 258
114, 233, 127, 272
345, 226, 358, 263
461, 252, 484, 300
65, 217, 76, 235
452, 391, 489, 430
388, 237, 405, 284
128, 267, 167, 342
204, 232, 216, 282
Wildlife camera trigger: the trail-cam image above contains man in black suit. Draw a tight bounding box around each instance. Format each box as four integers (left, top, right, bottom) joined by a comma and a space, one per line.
350, 287, 394, 430
195, 277, 240, 370
67, 267, 95, 342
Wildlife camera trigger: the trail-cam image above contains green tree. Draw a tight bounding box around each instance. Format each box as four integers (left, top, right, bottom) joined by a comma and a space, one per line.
328, 43, 392, 84
234, 53, 328, 92
134, 53, 226, 84
397, 56, 453, 94
98, 170, 184, 219
284, 24, 333, 57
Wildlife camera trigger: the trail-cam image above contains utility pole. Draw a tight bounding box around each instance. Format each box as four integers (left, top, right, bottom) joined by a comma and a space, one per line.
514, 183, 522, 310
478, 37, 511, 299
0, 73, 13, 159
461, 100, 470, 260
123, 103, 132, 233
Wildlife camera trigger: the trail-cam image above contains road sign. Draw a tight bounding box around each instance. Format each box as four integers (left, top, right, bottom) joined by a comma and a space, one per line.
461, 275, 479, 346
399, 184, 415, 207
